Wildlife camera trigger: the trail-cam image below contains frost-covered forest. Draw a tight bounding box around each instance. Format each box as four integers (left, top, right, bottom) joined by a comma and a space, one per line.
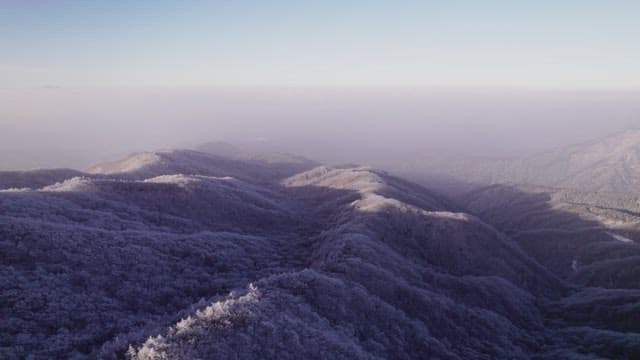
2, 149, 640, 359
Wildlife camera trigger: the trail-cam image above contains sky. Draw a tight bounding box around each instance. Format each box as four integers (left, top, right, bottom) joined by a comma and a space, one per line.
1, 0, 640, 88
1, 1, 640, 170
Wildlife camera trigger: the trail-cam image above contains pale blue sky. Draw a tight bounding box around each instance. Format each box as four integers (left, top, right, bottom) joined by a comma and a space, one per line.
1, 0, 639, 88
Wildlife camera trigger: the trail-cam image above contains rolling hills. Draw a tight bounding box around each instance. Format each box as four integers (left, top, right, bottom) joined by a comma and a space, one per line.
1, 148, 639, 359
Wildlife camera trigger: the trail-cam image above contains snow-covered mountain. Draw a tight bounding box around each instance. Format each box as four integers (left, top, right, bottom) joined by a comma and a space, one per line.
86, 149, 317, 183
2, 149, 639, 359
403, 129, 640, 193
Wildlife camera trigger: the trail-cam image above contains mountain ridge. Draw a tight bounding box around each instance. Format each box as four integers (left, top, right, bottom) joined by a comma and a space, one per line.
2, 147, 639, 359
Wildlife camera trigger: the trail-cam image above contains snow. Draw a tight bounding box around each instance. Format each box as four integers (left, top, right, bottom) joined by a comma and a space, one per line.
86, 152, 161, 174
41, 176, 96, 192
0, 187, 30, 192
607, 232, 634, 243
283, 166, 385, 194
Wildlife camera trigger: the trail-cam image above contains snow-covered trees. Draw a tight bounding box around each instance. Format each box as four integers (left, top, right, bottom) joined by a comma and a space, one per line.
2, 154, 639, 358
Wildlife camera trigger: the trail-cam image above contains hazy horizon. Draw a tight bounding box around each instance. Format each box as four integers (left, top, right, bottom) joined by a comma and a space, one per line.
2, 1, 640, 170
2, 87, 640, 170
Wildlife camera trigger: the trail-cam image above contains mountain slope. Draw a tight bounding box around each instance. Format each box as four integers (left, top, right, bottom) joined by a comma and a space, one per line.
86, 149, 318, 184
126, 166, 561, 359
2, 152, 639, 359
404, 129, 640, 192
460, 184, 640, 290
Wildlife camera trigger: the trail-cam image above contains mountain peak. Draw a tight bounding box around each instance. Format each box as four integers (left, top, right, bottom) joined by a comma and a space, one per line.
86, 151, 162, 175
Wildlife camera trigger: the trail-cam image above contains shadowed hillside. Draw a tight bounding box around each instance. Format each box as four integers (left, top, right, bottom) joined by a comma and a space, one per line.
459, 184, 640, 290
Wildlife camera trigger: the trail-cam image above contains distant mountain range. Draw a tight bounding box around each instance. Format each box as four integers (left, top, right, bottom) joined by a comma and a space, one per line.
2, 142, 640, 359
402, 129, 640, 193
